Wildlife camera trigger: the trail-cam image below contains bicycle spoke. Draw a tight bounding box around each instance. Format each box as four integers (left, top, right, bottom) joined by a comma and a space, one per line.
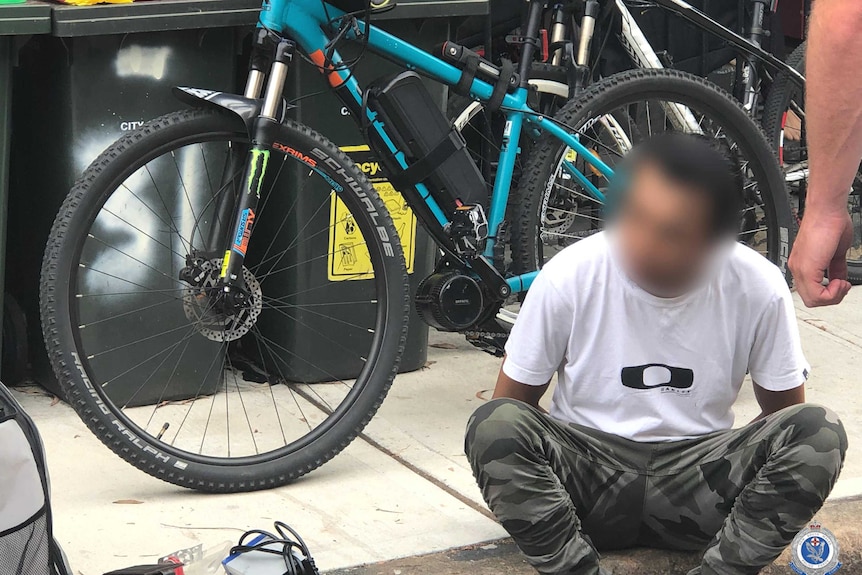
100, 207, 187, 261
199, 336, 229, 455
172, 150, 207, 251
124, 330, 197, 410
98, 322, 203, 389
143, 336, 193, 427
89, 321, 199, 361
250, 324, 311, 436
225, 350, 259, 455
168, 341, 227, 448
78, 296, 179, 329
143, 165, 197, 256
86, 234, 179, 284
250, 209, 355, 274
255, 170, 315, 275
254, 235, 367, 284
251, 328, 353, 405
260, 298, 373, 355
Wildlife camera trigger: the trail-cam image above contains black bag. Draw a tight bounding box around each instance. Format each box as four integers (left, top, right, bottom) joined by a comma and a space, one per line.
367, 71, 487, 212
0, 383, 72, 575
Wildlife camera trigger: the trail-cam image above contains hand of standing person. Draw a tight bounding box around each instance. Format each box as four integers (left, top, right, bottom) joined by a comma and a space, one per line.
790, 211, 853, 306
787, 0, 862, 306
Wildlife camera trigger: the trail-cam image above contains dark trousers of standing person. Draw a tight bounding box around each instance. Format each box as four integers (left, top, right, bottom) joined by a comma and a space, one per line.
465, 398, 847, 575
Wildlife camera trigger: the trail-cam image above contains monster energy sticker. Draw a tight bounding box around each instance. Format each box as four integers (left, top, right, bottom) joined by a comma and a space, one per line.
247, 149, 270, 197
790, 522, 841, 575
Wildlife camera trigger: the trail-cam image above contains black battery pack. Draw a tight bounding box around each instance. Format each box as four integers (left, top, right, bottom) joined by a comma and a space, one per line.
367, 71, 487, 212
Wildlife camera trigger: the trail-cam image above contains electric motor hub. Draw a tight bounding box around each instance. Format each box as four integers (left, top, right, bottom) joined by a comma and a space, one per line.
415, 271, 484, 331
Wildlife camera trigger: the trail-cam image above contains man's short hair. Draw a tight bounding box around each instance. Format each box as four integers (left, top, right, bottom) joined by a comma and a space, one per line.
616, 133, 745, 237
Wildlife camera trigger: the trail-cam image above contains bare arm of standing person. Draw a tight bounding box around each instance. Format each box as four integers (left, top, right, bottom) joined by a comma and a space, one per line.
788, 0, 862, 306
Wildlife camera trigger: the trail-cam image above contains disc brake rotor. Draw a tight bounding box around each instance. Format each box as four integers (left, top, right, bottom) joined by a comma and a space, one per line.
541, 181, 579, 244
182, 259, 263, 342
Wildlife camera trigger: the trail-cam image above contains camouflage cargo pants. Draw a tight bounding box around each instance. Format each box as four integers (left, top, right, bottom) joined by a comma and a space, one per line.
465, 398, 847, 575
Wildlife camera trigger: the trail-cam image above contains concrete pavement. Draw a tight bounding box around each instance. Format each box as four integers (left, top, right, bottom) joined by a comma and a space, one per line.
13, 289, 862, 574
329, 493, 862, 575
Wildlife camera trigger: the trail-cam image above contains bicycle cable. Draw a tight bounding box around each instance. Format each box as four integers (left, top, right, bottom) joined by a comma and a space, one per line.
287, 0, 394, 105
228, 521, 320, 575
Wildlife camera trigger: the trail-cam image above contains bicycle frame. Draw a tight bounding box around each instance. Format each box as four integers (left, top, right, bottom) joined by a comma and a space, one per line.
248, 0, 613, 295
613, 0, 805, 110
651, 0, 803, 81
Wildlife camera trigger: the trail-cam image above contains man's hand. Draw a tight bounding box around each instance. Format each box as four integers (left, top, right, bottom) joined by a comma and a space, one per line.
789, 210, 853, 307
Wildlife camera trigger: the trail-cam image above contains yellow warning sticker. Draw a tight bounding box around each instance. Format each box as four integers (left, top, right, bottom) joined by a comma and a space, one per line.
327, 146, 417, 281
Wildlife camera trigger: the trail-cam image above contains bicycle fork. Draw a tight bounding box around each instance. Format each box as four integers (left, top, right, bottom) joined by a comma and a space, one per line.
740, 0, 770, 113
218, 32, 295, 305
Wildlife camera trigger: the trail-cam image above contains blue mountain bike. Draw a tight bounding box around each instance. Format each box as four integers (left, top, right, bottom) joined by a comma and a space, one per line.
41, 0, 792, 490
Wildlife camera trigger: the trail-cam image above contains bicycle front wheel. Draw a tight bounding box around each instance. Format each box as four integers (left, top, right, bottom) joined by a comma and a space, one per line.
41, 108, 409, 492
512, 68, 794, 279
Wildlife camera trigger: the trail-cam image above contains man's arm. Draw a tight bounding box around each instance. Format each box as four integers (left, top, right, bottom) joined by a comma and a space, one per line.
494, 258, 571, 409
492, 360, 550, 409
788, 0, 862, 306
751, 382, 805, 422
747, 270, 811, 411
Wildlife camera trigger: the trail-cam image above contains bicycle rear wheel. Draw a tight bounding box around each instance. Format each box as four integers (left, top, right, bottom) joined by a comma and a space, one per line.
41, 108, 409, 492
513, 69, 794, 277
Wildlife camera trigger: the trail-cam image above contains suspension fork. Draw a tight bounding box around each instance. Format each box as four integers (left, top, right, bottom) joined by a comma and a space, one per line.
219, 38, 295, 295
549, 4, 567, 67
564, 0, 598, 97
205, 29, 274, 254
740, 0, 769, 113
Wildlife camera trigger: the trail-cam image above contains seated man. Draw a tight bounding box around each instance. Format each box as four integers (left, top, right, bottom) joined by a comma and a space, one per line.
465, 134, 847, 575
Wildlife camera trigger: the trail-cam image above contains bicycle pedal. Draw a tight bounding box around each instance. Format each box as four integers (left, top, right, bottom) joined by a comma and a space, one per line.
495, 308, 518, 330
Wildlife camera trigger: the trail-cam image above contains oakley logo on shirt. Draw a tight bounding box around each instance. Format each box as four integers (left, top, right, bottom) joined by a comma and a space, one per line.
621, 364, 694, 390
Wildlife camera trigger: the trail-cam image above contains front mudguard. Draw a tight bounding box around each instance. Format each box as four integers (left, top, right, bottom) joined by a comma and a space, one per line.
172, 87, 290, 136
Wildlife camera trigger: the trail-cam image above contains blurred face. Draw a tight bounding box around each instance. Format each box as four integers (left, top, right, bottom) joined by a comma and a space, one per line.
613, 162, 719, 297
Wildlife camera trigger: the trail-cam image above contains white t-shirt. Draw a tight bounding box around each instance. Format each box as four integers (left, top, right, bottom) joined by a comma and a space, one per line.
503, 232, 809, 442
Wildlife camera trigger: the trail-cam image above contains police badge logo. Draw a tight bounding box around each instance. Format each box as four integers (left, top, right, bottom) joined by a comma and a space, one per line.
790, 522, 841, 575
